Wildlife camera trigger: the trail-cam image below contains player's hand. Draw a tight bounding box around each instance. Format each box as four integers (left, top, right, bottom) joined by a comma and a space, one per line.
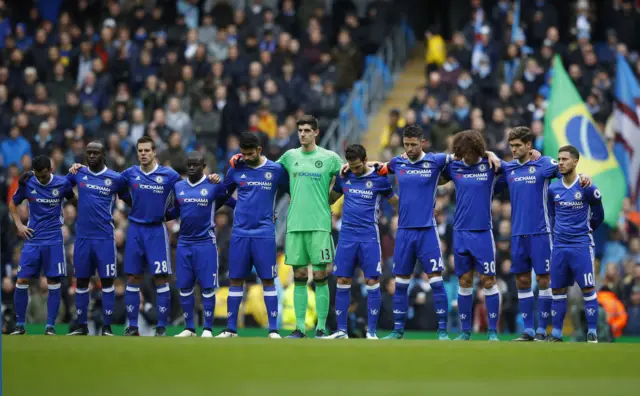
16, 224, 34, 239
486, 151, 501, 171
530, 149, 541, 160
229, 153, 243, 169
401, 152, 408, 159
579, 174, 592, 187
375, 163, 389, 176
69, 163, 85, 175
18, 171, 33, 186
207, 174, 221, 184
340, 163, 350, 176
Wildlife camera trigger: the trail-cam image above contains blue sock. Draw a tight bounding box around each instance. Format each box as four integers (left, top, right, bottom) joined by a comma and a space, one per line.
537, 288, 553, 335
458, 287, 473, 332
227, 285, 243, 332
393, 278, 410, 332
47, 283, 62, 328
263, 285, 279, 332
430, 276, 448, 331
484, 285, 500, 332
179, 288, 195, 330
125, 284, 140, 327
583, 290, 599, 336
14, 284, 29, 327
335, 284, 351, 332
551, 294, 567, 339
518, 288, 535, 336
75, 288, 90, 325
156, 283, 170, 328
202, 289, 216, 329
102, 286, 115, 326
366, 283, 381, 334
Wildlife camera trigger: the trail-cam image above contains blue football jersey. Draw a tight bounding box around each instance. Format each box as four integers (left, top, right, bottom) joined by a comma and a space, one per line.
443, 158, 500, 231
503, 156, 559, 236
223, 160, 288, 238
173, 176, 229, 243
12, 175, 74, 244
334, 168, 395, 242
66, 166, 128, 239
122, 164, 182, 224
548, 178, 604, 247
387, 152, 451, 228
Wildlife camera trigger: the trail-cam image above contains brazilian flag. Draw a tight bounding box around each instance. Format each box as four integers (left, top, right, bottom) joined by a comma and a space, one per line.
544, 55, 625, 227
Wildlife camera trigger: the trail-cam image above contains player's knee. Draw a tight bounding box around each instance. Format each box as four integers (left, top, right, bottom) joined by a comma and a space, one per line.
261, 278, 275, 287
480, 275, 496, 289
552, 288, 567, 295
428, 275, 443, 289
536, 274, 550, 289
515, 273, 532, 289
293, 267, 308, 279
337, 277, 352, 285
365, 278, 378, 286
127, 275, 141, 285
76, 278, 90, 289
312, 270, 327, 280
314, 276, 328, 286
458, 273, 473, 288
47, 277, 61, 285
202, 288, 215, 298
101, 278, 114, 289
154, 275, 169, 285
230, 278, 244, 287
16, 278, 30, 286
180, 288, 194, 296
582, 287, 596, 295
294, 276, 307, 286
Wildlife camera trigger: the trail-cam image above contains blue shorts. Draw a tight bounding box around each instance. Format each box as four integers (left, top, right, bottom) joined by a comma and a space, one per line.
550, 246, 596, 289
18, 243, 66, 279
510, 234, 552, 275
74, 238, 117, 279
393, 228, 443, 276
124, 222, 172, 276
334, 240, 382, 279
176, 242, 218, 290
453, 230, 496, 277
228, 236, 277, 280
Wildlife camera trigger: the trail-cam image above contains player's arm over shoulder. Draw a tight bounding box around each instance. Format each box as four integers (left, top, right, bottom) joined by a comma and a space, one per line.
586, 185, 604, 229
276, 149, 293, 167
329, 176, 343, 205
62, 178, 76, 200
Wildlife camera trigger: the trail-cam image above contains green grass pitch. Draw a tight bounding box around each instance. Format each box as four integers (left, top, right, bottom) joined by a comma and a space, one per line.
3, 337, 639, 396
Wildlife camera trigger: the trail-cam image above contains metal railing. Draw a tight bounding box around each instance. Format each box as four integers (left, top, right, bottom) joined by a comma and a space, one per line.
275, 20, 415, 246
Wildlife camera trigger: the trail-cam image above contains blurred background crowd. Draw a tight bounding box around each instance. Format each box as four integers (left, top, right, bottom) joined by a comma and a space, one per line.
1, 0, 639, 339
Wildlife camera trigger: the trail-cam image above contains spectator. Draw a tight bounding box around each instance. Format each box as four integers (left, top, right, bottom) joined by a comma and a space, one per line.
192, 96, 222, 154
1, 127, 31, 169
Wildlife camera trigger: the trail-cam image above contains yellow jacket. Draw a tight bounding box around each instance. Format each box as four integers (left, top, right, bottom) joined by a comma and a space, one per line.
380, 117, 406, 149
425, 35, 446, 66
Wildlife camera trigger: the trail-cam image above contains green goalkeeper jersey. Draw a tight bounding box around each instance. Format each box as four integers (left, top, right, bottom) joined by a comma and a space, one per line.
277, 146, 343, 233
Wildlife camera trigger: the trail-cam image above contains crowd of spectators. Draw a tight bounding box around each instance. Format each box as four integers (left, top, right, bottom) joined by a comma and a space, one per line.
0, 0, 401, 334
330, 0, 640, 339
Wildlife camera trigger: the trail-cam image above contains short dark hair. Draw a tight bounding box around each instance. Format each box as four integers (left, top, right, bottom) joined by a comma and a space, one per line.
345, 144, 367, 162
452, 130, 486, 160
508, 126, 534, 144
32, 155, 51, 172
239, 132, 260, 150
296, 114, 319, 130
87, 140, 106, 153
559, 145, 580, 160
136, 136, 155, 150
403, 125, 424, 139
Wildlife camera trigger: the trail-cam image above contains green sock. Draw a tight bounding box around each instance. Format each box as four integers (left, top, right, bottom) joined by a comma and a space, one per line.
315, 281, 329, 331
294, 282, 308, 331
